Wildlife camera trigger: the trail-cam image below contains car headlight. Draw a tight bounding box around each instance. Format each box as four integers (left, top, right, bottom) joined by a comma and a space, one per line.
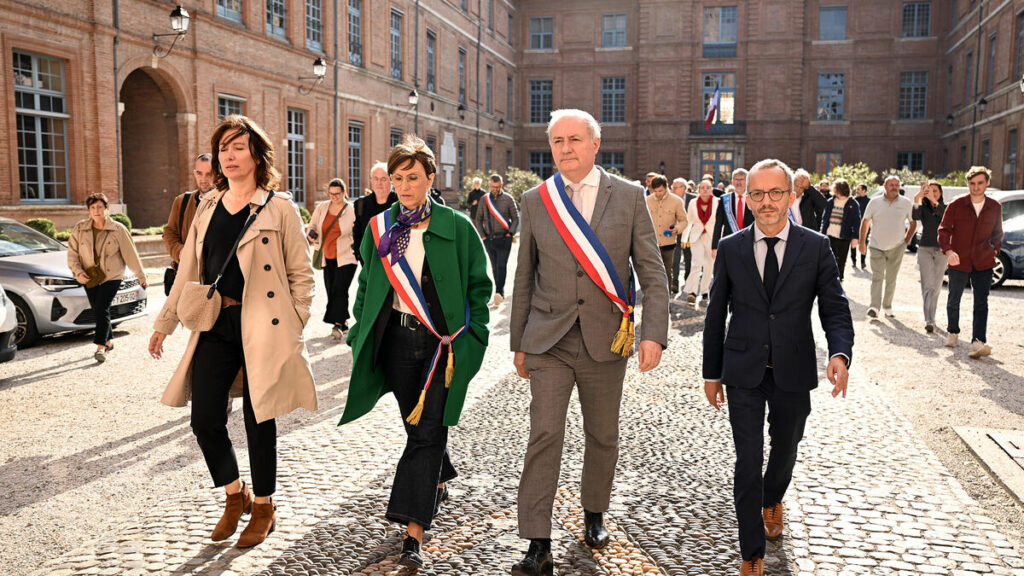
30, 274, 80, 292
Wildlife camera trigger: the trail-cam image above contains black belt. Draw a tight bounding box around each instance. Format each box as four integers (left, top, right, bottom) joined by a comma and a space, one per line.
390, 310, 424, 330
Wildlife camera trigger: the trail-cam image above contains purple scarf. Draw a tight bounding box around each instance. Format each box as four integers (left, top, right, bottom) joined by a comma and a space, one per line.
377, 201, 432, 262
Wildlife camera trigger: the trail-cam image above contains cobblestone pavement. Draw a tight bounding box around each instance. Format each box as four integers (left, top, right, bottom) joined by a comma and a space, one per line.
24, 271, 1024, 575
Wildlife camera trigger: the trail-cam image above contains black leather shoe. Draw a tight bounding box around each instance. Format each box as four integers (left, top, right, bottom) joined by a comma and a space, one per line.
584, 510, 609, 549
511, 539, 553, 576
399, 536, 423, 569
433, 485, 450, 518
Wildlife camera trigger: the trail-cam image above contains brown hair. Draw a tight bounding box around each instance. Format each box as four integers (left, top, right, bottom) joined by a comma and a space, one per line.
85, 192, 109, 208
965, 165, 992, 182
387, 136, 437, 177
210, 115, 280, 192
489, 173, 503, 183
832, 178, 851, 198
650, 175, 668, 190
328, 177, 346, 192
925, 179, 945, 206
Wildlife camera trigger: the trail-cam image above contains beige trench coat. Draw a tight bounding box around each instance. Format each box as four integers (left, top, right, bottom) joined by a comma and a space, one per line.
154, 189, 317, 423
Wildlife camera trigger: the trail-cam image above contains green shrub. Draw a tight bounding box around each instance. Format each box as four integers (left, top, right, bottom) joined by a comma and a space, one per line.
503, 166, 543, 204
880, 166, 930, 188
460, 170, 490, 209
110, 212, 132, 230
937, 171, 968, 187
55, 229, 72, 241
298, 206, 311, 224
131, 225, 164, 236
25, 218, 56, 238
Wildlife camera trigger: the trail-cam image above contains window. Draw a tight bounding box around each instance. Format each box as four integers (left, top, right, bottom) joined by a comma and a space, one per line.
530, 17, 554, 50
485, 146, 492, 173
1017, 12, 1024, 81
899, 71, 928, 120
601, 77, 626, 123
529, 151, 554, 179
426, 134, 437, 154
965, 51, 974, 103
266, 0, 287, 38
960, 145, 968, 171
981, 140, 990, 168
702, 73, 736, 125
819, 6, 847, 41
218, 94, 245, 119
486, 64, 493, 114
507, 74, 513, 117
703, 6, 738, 58
390, 129, 403, 149
506, 150, 513, 172
458, 48, 467, 105
390, 9, 403, 80
306, 0, 322, 51
426, 29, 436, 92
897, 151, 924, 171
700, 150, 734, 186
816, 73, 845, 121
348, 122, 363, 198
902, 2, 930, 38
488, 0, 494, 30
602, 13, 627, 48
509, 12, 514, 45
458, 141, 466, 190
529, 79, 553, 124
601, 152, 625, 174
461, 0, 467, 10
348, 0, 362, 66
815, 152, 842, 175
14, 51, 69, 202
987, 34, 997, 95
217, 0, 243, 22
1009, 130, 1019, 189
287, 109, 306, 204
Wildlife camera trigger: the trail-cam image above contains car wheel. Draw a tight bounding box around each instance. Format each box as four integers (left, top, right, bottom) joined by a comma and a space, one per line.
992, 254, 1010, 289
8, 294, 39, 348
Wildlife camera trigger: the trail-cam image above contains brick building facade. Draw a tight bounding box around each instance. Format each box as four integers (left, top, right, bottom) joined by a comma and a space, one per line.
2, 1, 1022, 228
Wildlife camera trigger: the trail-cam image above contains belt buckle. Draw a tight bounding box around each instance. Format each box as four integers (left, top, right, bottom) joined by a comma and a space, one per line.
401, 312, 418, 329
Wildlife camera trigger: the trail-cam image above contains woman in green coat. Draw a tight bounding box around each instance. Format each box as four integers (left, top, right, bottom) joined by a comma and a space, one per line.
340, 137, 492, 569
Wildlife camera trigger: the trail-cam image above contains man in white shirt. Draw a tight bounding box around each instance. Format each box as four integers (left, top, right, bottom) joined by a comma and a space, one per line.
859, 175, 917, 318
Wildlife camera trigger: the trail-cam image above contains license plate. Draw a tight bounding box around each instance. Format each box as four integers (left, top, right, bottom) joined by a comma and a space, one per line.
111, 291, 137, 306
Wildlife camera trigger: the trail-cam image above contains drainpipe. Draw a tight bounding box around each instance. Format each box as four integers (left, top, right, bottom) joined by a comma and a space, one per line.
474, 0, 482, 170
113, 0, 122, 204
333, 0, 339, 176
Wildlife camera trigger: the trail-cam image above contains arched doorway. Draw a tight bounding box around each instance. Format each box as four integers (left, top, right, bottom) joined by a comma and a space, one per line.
119, 68, 181, 227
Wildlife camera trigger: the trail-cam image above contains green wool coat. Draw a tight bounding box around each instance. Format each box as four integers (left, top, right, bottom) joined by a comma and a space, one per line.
339, 200, 492, 427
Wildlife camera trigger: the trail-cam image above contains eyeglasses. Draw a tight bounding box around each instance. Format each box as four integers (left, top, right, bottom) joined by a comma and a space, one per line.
746, 188, 791, 202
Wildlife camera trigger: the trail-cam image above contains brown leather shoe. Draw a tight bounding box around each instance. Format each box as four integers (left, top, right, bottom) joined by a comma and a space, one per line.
236, 499, 276, 548
763, 502, 784, 539
211, 482, 253, 541
740, 557, 763, 576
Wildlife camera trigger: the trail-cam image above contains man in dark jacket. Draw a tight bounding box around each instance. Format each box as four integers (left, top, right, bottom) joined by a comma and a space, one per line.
791, 169, 828, 232
938, 165, 1003, 358
352, 162, 398, 263
466, 177, 485, 220
474, 174, 519, 304
851, 184, 871, 268
162, 154, 214, 295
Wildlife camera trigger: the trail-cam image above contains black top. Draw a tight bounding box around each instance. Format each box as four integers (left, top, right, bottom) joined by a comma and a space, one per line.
467, 188, 486, 220
853, 195, 871, 220
203, 200, 249, 301
352, 192, 398, 263
912, 200, 946, 248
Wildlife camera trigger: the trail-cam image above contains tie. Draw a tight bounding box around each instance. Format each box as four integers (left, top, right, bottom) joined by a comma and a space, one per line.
737, 196, 745, 228
568, 183, 584, 215
763, 237, 780, 298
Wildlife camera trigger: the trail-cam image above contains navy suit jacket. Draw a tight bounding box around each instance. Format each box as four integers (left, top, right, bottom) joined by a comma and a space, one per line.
702, 223, 854, 391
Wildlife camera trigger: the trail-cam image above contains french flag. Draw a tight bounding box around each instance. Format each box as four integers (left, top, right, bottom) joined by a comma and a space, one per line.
704, 84, 720, 131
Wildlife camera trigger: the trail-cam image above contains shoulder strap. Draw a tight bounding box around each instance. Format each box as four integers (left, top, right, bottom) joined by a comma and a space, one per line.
177, 193, 192, 241
322, 203, 346, 236
206, 191, 276, 298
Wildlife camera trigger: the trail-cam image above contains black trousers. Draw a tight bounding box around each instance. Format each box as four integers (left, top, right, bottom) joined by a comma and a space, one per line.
828, 237, 852, 281
323, 259, 357, 326
484, 236, 513, 296
383, 315, 458, 529
726, 369, 811, 561
85, 279, 120, 345
190, 305, 278, 497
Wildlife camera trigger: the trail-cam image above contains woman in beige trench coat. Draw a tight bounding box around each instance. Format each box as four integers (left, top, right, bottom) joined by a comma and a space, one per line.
148, 115, 317, 548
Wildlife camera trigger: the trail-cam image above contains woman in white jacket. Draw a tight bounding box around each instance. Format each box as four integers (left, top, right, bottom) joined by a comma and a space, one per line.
307, 178, 357, 339
682, 178, 719, 306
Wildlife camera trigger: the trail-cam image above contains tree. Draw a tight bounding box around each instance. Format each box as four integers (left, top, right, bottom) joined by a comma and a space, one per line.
880, 166, 930, 188
460, 170, 489, 209
811, 162, 879, 195
937, 171, 968, 187
503, 167, 543, 203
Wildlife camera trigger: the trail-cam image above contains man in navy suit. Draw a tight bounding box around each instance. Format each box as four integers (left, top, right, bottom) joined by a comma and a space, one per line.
702, 159, 854, 576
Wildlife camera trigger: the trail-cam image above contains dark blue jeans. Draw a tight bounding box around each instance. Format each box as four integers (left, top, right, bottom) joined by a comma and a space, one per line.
383, 315, 458, 529
946, 267, 992, 344
484, 235, 513, 296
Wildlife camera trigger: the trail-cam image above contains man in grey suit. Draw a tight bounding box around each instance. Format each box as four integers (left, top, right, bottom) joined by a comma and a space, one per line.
509, 109, 670, 575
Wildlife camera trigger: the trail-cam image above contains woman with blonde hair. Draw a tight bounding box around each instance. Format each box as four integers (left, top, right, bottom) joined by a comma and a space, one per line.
148, 115, 317, 548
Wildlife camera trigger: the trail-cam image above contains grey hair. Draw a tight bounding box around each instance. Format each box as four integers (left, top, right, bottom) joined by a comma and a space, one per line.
195, 153, 212, 163
748, 158, 795, 192
732, 168, 748, 178
472, 177, 482, 186
672, 177, 687, 187
370, 161, 388, 177
883, 174, 901, 185
793, 168, 810, 181
546, 109, 602, 141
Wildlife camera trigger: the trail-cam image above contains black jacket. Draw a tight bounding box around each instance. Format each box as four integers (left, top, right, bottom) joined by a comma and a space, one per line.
352, 192, 398, 263
795, 187, 828, 231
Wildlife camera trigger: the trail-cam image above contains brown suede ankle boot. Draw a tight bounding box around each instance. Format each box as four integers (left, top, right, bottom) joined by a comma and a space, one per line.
236, 498, 276, 548
211, 481, 253, 542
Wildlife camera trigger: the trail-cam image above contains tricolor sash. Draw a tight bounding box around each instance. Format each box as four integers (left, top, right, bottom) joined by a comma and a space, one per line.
721, 192, 740, 233
788, 206, 798, 223
369, 211, 471, 425
484, 193, 510, 231
537, 172, 636, 357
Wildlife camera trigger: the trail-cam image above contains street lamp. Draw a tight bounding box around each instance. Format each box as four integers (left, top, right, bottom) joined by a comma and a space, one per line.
298, 58, 327, 94
408, 89, 419, 134
946, 113, 954, 127
457, 103, 466, 121
498, 118, 505, 130
152, 5, 190, 59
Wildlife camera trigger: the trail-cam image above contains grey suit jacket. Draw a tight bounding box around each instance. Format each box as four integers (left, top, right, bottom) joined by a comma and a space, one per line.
510, 166, 670, 363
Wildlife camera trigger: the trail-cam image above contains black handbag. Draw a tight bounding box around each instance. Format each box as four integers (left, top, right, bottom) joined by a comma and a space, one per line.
164, 192, 193, 296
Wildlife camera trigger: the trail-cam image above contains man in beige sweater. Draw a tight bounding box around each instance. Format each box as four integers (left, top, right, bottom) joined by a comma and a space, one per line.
645, 174, 688, 285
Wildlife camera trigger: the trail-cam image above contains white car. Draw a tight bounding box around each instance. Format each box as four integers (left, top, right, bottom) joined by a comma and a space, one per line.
0, 284, 16, 362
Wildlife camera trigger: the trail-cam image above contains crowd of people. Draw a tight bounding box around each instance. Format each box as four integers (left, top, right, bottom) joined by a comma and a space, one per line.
84, 106, 1004, 576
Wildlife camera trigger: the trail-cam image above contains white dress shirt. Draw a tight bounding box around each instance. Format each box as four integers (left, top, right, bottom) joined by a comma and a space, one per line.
564, 166, 601, 224
753, 219, 790, 280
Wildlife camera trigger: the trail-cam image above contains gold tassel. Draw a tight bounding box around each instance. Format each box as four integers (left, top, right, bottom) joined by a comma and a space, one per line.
610, 315, 630, 355
620, 320, 635, 358
406, 389, 427, 426
445, 347, 455, 388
